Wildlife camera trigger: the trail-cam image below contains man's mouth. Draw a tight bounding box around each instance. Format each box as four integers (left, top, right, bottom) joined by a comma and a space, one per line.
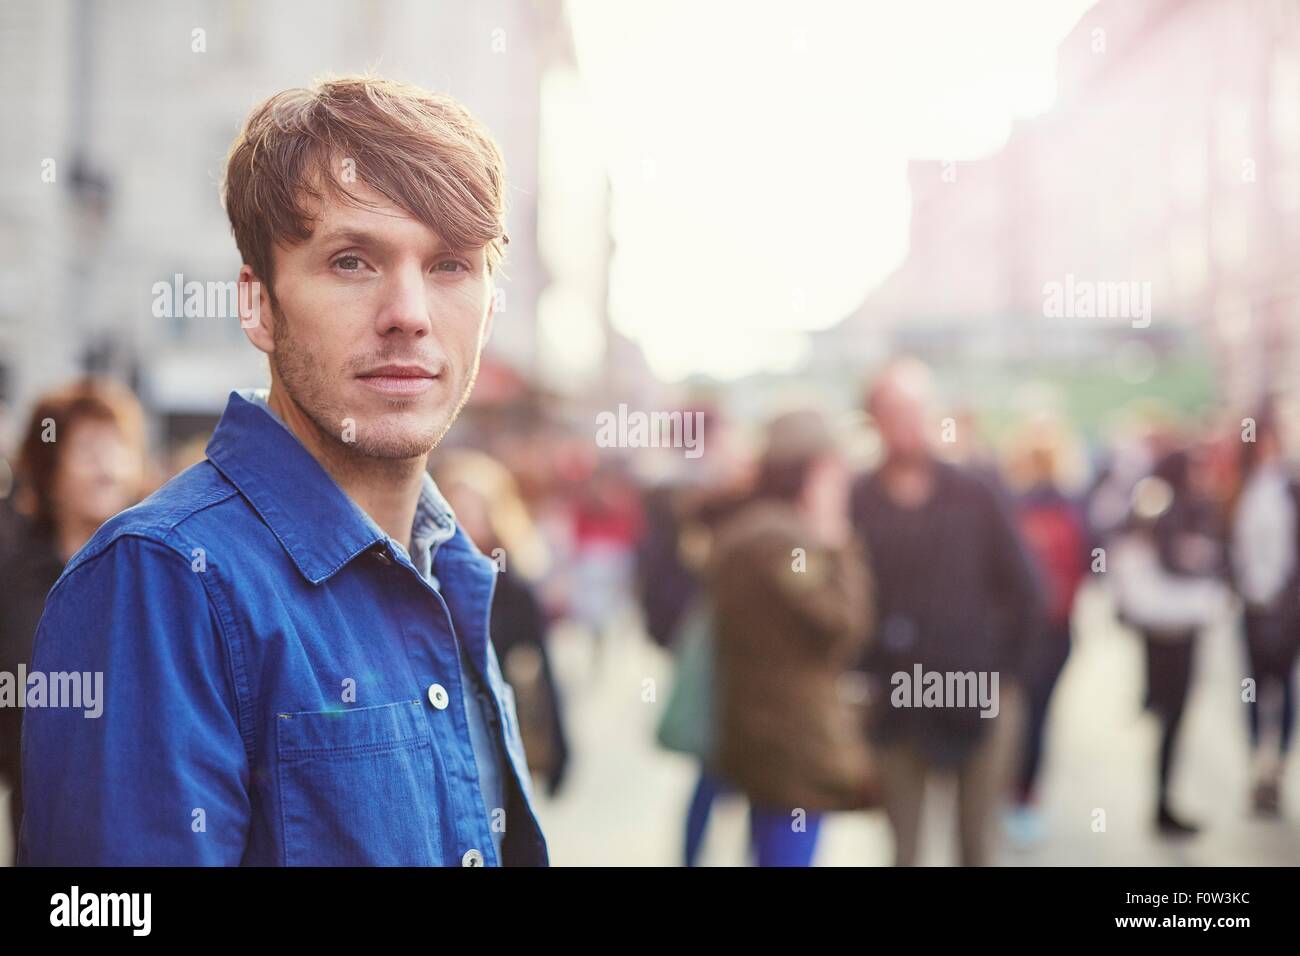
356, 364, 438, 397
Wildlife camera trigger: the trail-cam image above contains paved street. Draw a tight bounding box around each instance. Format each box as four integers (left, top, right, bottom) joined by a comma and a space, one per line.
5, 580, 1298, 866
529, 583, 1300, 866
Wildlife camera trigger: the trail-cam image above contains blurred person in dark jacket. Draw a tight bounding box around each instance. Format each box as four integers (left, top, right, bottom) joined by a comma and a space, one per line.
635, 483, 700, 650
711, 409, 880, 867
0, 378, 145, 863
433, 450, 569, 797
634, 407, 751, 652
1111, 448, 1231, 836
1226, 406, 1300, 815
851, 358, 1044, 866
640, 423, 757, 866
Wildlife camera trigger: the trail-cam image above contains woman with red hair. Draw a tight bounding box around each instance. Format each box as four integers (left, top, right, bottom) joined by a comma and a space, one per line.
0, 378, 146, 863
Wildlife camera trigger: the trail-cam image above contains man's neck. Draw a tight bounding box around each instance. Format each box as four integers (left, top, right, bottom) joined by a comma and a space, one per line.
267, 386, 426, 552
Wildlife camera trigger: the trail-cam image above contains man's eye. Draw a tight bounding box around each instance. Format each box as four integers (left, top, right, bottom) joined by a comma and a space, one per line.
433, 260, 467, 273
333, 255, 364, 272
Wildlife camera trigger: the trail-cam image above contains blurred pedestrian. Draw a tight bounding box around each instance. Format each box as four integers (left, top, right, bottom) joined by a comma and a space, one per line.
711, 409, 881, 866
634, 406, 747, 652
1110, 449, 1231, 836
0, 378, 146, 864
851, 358, 1044, 866
1226, 406, 1300, 815
635, 483, 700, 650
434, 449, 570, 798
569, 462, 644, 671
1002, 416, 1089, 846
654, 482, 751, 866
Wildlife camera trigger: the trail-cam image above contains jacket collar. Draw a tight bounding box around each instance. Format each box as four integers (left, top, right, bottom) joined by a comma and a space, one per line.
205, 389, 390, 585
205, 390, 500, 672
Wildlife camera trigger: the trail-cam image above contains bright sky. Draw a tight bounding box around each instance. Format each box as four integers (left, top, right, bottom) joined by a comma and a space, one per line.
565, 0, 1096, 382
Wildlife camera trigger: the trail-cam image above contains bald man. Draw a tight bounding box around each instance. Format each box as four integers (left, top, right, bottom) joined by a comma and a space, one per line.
851, 359, 1045, 866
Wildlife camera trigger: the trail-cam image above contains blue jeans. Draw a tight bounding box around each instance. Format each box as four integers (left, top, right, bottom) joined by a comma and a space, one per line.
749, 805, 823, 867
684, 768, 727, 866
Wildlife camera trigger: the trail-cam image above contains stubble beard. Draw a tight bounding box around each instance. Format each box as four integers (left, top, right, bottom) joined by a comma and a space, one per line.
269, 306, 481, 464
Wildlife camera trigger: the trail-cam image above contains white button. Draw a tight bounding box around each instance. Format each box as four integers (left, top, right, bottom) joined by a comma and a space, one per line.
461, 848, 484, 867
427, 683, 449, 710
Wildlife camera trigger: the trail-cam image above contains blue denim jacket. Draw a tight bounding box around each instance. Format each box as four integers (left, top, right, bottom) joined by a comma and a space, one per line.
19, 390, 549, 866
242, 388, 507, 862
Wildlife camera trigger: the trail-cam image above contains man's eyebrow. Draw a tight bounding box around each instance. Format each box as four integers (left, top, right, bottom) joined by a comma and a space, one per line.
311, 226, 476, 257
312, 227, 391, 250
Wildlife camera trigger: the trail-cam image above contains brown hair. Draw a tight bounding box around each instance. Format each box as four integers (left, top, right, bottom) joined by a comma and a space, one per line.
16, 378, 146, 533
222, 75, 508, 296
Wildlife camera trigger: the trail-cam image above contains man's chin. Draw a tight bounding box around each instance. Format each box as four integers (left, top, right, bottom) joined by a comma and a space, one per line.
342, 411, 441, 457
347, 433, 441, 460
326, 375, 469, 458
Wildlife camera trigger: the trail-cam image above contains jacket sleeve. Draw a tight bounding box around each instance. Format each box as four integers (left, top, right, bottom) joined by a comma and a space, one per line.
19, 535, 250, 865
981, 483, 1048, 682
761, 529, 873, 655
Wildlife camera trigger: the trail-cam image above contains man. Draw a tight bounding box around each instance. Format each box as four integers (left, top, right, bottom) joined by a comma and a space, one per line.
851, 358, 1043, 866
20, 76, 548, 866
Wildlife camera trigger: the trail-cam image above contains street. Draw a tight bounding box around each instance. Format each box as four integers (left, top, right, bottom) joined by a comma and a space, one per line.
529, 582, 1300, 866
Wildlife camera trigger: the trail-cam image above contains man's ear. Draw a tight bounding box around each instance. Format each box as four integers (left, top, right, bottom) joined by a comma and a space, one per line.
238, 264, 276, 354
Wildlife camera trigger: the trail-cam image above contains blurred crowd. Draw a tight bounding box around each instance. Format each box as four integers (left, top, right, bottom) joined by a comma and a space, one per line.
1, 357, 1298, 866
644, 357, 1297, 866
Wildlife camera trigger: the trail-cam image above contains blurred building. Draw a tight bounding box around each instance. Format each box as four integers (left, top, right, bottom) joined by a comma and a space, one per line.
822, 0, 1300, 412
0, 0, 611, 453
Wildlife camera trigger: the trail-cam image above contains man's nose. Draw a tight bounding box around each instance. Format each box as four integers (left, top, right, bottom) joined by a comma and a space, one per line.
374, 265, 432, 337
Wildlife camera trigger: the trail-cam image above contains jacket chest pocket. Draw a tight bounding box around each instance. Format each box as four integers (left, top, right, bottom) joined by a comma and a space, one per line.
276, 699, 441, 866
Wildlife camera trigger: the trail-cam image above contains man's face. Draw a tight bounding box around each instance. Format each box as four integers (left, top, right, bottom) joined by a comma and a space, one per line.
870, 379, 933, 463
245, 181, 493, 461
